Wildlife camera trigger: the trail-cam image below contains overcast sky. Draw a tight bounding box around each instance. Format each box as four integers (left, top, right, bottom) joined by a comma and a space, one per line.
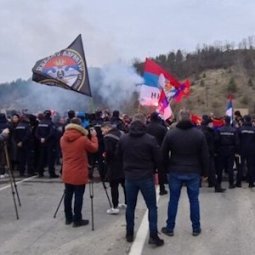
0, 0, 254, 83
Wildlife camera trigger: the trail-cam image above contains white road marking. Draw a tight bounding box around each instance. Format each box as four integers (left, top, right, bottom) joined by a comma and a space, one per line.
0, 176, 37, 191
128, 185, 160, 255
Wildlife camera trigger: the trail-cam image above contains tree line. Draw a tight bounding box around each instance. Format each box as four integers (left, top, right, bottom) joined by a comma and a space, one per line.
134, 36, 255, 80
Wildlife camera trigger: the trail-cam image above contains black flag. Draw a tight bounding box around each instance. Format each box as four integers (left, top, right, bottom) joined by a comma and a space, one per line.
32, 34, 92, 96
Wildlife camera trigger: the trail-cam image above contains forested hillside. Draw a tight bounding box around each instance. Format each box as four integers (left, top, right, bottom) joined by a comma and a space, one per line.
134, 37, 255, 116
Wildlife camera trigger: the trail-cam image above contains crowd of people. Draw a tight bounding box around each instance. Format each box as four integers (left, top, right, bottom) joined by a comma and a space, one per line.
1, 107, 255, 247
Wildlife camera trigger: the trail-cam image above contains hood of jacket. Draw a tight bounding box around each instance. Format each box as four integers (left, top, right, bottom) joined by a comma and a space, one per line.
63, 123, 88, 142
129, 120, 146, 137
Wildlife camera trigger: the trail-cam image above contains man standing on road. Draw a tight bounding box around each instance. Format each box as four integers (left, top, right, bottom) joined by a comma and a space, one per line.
146, 112, 168, 195
61, 118, 98, 227
101, 122, 126, 215
161, 110, 209, 237
117, 113, 164, 247
215, 116, 239, 189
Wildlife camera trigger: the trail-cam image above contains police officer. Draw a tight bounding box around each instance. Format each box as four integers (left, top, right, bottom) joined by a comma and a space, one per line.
201, 115, 225, 192
237, 115, 255, 187
35, 110, 58, 178
216, 116, 239, 189
14, 115, 34, 177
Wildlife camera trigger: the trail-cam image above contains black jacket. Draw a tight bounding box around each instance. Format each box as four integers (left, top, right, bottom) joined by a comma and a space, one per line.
238, 124, 255, 155
14, 120, 32, 146
161, 120, 209, 176
146, 120, 167, 146
104, 128, 124, 181
215, 124, 239, 155
117, 120, 161, 181
200, 125, 216, 156
35, 118, 55, 144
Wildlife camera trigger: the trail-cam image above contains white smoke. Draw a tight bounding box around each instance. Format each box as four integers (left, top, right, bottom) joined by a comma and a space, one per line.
92, 61, 143, 111
13, 82, 91, 114
2, 62, 144, 114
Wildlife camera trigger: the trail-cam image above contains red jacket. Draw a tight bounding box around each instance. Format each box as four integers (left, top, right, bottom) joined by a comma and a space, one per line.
60, 124, 98, 185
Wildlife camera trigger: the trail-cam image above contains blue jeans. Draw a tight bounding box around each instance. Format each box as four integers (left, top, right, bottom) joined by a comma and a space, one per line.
125, 178, 158, 235
166, 173, 200, 231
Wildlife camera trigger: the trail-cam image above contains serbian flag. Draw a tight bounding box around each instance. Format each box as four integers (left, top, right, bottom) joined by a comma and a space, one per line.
157, 90, 172, 120
226, 96, 233, 122
173, 80, 191, 102
32, 35, 92, 96
144, 58, 180, 88
144, 59, 179, 102
140, 59, 180, 106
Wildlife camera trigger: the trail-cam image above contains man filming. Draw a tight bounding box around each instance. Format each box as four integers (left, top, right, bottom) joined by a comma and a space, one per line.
60, 118, 98, 227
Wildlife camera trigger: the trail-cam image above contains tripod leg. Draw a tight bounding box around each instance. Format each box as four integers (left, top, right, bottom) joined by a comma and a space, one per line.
3, 143, 19, 219
9, 176, 19, 220
4, 143, 21, 206
89, 181, 95, 231
53, 192, 65, 218
9, 168, 21, 206
89, 160, 112, 209
102, 181, 113, 208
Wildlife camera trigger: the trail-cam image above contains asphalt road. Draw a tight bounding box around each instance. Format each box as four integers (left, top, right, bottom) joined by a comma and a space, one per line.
1, 174, 255, 255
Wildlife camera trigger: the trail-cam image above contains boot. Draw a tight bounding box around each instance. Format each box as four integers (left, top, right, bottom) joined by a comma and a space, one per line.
249, 183, 255, 188
215, 186, 226, 193
73, 219, 89, 228
148, 233, 164, 246
126, 230, 134, 243
159, 184, 168, 195
159, 189, 168, 195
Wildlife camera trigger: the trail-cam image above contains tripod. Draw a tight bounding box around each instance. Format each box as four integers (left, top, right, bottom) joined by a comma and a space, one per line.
53, 161, 112, 220
3, 142, 21, 220
89, 161, 112, 209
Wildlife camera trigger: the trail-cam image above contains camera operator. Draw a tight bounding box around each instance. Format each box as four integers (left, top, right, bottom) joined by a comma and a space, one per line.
89, 111, 106, 180
60, 117, 98, 227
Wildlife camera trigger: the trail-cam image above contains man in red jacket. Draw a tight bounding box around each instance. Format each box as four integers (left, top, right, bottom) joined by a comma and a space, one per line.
60, 118, 98, 227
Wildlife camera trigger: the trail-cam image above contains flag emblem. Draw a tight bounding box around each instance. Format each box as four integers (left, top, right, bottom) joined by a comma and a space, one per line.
32, 35, 91, 96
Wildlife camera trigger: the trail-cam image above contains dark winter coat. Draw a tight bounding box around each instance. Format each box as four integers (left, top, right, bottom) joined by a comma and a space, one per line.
146, 120, 167, 146
238, 123, 255, 155
200, 125, 216, 156
117, 120, 161, 181
14, 120, 32, 145
103, 127, 124, 181
215, 124, 239, 155
35, 118, 56, 145
161, 120, 209, 176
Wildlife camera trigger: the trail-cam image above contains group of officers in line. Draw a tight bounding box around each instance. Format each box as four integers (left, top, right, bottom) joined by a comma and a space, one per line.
1, 108, 255, 246
0, 108, 254, 190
